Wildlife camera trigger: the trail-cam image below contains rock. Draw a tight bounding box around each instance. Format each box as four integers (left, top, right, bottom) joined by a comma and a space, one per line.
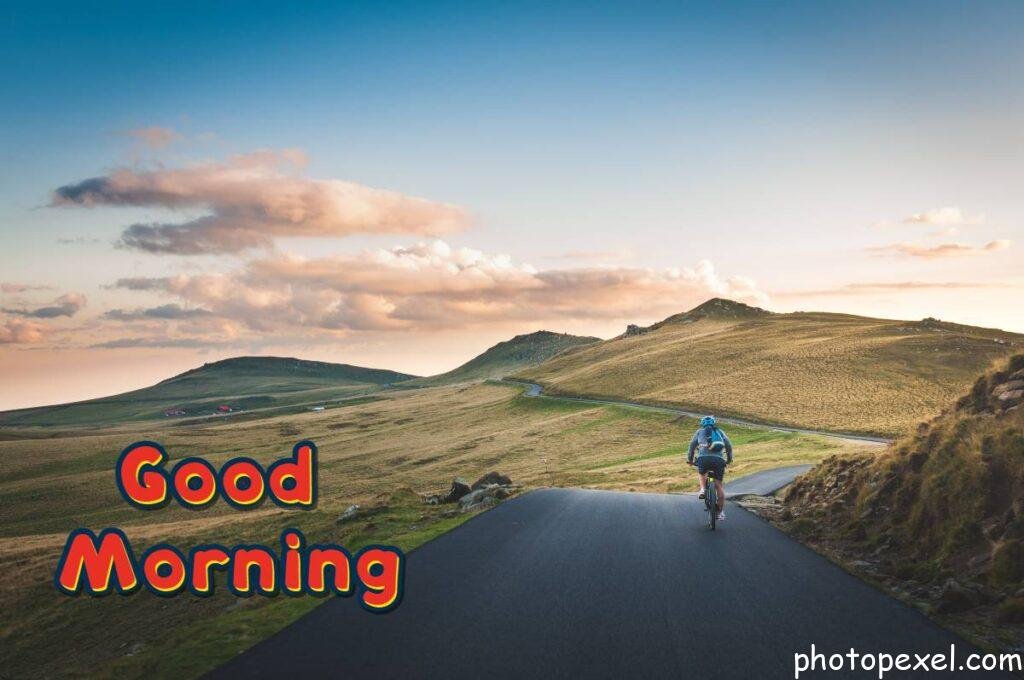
459, 483, 517, 511
336, 504, 360, 523
997, 389, 1023, 406
993, 380, 1024, 395
442, 478, 472, 503
471, 471, 512, 490
934, 579, 980, 614
624, 324, 648, 337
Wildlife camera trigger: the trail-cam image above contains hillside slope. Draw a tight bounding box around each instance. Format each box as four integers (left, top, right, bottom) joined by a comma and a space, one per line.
781, 355, 1024, 627
404, 330, 599, 387
514, 298, 1022, 435
0, 356, 416, 427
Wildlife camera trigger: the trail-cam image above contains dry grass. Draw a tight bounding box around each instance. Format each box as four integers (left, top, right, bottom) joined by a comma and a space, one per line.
515, 311, 1021, 437
0, 382, 867, 678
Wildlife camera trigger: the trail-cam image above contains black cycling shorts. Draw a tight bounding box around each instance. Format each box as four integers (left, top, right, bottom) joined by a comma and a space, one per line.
696, 455, 726, 480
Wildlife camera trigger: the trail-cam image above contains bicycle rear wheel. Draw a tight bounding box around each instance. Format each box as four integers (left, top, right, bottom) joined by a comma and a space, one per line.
706, 482, 717, 531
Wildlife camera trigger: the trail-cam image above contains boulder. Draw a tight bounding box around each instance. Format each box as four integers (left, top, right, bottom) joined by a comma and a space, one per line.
933, 579, 980, 614
442, 478, 472, 503
997, 389, 1023, 406
336, 504, 360, 523
993, 380, 1024, 395
459, 483, 517, 511
471, 471, 512, 490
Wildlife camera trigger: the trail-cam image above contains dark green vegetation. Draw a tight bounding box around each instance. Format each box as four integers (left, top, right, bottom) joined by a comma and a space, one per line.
781, 354, 1024, 646
0, 356, 415, 427
517, 298, 1023, 436
402, 330, 599, 387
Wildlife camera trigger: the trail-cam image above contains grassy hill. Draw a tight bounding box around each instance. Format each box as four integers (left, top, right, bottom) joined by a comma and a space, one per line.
403, 330, 599, 387
514, 298, 1022, 436
0, 356, 416, 427
780, 354, 1024, 636
0, 380, 867, 677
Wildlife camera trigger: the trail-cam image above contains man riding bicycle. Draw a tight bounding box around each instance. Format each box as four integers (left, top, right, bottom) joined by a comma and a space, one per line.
687, 415, 733, 522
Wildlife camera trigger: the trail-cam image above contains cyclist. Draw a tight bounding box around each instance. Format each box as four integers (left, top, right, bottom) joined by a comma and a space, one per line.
687, 415, 733, 521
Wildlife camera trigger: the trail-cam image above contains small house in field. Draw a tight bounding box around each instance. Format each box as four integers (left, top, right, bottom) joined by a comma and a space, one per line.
216, 405, 232, 413
163, 408, 186, 417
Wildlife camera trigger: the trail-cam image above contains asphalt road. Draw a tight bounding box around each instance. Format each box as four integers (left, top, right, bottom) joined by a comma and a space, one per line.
509, 380, 892, 445
211, 484, 1006, 679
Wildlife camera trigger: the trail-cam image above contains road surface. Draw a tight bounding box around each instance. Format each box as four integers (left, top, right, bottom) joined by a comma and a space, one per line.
211, 485, 1004, 679
508, 380, 891, 445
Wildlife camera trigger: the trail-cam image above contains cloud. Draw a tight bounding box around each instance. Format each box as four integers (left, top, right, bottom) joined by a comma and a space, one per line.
56, 236, 101, 245
902, 206, 984, 226
1, 282, 55, 293
0, 317, 46, 344
125, 126, 182, 149
868, 240, 1011, 259
90, 336, 230, 349
544, 250, 634, 262
104, 304, 213, 320
52, 150, 470, 254
775, 281, 1008, 298
109, 240, 769, 336
3, 292, 87, 318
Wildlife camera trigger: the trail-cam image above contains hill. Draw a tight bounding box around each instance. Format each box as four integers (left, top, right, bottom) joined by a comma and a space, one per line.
780, 355, 1024, 631
514, 298, 1022, 436
0, 356, 416, 427
403, 330, 600, 387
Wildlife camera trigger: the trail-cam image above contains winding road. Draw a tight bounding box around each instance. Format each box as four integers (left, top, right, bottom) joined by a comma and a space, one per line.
506, 379, 892, 445
210, 481, 1006, 679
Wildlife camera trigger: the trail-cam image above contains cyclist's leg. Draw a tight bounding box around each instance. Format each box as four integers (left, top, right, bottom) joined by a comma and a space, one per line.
715, 478, 725, 512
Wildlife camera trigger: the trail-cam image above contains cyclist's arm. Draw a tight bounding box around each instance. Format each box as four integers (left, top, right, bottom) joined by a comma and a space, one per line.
686, 433, 699, 464
723, 432, 733, 464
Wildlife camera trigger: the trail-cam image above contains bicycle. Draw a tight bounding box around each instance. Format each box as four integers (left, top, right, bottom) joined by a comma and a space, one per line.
704, 469, 719, 531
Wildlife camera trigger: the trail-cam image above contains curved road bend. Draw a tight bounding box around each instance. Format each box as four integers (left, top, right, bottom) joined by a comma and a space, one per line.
506, 380, 892, 446
210, 486, 1007, 679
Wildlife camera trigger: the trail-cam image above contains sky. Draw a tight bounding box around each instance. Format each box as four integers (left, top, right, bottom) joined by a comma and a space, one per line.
1, 0, 1022, 410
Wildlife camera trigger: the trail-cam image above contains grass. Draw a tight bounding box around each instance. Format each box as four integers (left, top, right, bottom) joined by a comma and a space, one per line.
402, 330, 599, 387
777, 354, 1024, 652
514, 305, 1022, 437
0, 381, 870, 678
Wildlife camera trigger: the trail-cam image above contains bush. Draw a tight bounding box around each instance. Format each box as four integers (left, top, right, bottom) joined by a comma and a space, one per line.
989, 540, 1024, 587
996, 598, 1024, 624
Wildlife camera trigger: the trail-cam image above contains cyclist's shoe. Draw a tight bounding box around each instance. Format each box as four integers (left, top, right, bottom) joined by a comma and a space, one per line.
698, 489, 706, 499
717, 510, 726, 521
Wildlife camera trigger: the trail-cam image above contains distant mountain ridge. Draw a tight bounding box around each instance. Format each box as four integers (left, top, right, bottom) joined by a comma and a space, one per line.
515, 298, 1023, 436
0, 356, 416, 427
404, 330, 600, 387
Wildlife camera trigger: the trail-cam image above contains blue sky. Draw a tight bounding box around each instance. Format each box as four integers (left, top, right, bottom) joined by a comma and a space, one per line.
1, 1, 1022, 408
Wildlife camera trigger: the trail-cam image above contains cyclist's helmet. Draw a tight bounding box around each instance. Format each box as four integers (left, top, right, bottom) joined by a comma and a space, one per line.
700, 415, 716, 427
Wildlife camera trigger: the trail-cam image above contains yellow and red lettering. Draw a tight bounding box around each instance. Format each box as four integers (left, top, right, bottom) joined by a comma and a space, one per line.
55, 528, 138, 595
307, 547, 352, 595
356, 547, 403, 611
268, 442, 317, 508
116, 442, 169, 508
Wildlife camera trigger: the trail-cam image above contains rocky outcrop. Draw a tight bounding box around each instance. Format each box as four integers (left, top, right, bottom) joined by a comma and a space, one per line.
624, 324, 649, 337
471, 471, 512, 490
425, 473, 517, 510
